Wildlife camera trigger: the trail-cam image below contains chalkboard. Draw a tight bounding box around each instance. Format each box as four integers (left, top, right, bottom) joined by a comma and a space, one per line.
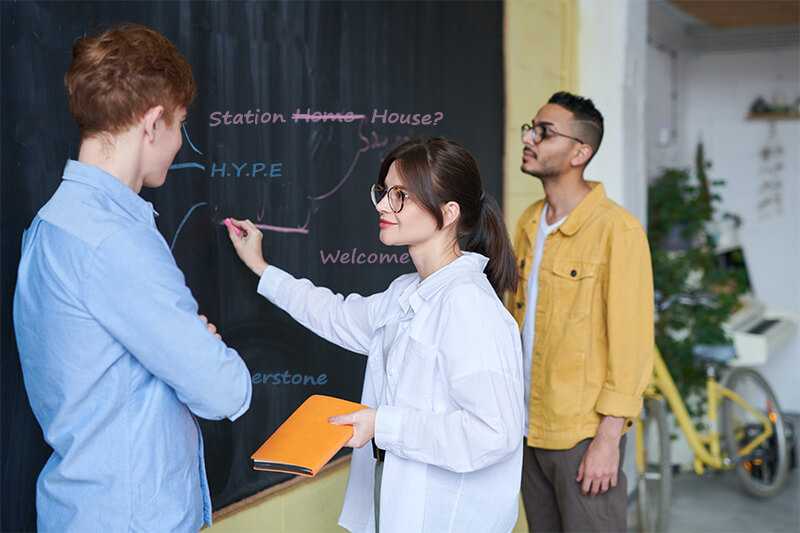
0, 1, 503, 530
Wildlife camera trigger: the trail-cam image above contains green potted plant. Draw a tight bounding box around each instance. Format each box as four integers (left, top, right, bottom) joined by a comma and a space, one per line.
647, 142, 747, 417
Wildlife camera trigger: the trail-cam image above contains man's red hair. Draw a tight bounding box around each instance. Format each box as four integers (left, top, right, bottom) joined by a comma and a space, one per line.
65, 23, 196, 138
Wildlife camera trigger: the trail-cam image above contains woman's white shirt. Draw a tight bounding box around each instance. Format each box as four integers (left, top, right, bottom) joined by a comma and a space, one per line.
256, 252, 524, 533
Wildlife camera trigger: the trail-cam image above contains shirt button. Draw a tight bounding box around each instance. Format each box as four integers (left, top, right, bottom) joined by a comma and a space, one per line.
570, 270, 577, 277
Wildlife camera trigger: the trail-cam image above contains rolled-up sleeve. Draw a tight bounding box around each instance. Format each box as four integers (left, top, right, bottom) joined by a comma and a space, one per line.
374, 285, 524, 473
596, 223, 655, 418
84, 226, 252, 421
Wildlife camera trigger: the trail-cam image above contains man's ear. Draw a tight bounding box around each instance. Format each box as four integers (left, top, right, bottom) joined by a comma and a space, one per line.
142, 105, 165, 142
570, 144, 594, 167
441, 201, 461, 229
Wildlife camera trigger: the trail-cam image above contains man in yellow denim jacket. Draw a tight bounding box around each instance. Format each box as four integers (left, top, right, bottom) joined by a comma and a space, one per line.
509, 92, 654, 532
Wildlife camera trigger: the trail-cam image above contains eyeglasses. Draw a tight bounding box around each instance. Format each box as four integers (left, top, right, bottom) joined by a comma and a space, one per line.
521, 123, 584, 145
371, 184, 410, 213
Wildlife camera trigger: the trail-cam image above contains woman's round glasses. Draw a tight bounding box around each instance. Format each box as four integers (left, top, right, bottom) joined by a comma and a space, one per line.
521, 123, 584, 145
371, 184, 410, 213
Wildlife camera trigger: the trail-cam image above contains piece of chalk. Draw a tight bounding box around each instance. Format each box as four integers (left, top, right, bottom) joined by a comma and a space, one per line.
224, 218, 243, 237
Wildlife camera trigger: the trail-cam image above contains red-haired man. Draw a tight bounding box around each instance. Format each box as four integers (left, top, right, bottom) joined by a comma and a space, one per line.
14, 24, 252, 532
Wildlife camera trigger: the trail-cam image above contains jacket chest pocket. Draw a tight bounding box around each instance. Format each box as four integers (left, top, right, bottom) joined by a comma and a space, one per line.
394, 337, 437, 410
550, 260, 599, 321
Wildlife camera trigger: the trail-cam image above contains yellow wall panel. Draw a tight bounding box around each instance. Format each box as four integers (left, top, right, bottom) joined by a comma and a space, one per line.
210, 491, 286, 532
209, 464, 348, 533
282, 467, 349, 533
504, 0, 577, 232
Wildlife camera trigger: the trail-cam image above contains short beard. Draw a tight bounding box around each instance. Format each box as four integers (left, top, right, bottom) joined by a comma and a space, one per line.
520, 163, 559, 180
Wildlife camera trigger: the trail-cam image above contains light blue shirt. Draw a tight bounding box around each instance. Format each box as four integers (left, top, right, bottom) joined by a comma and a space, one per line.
13, 160, 252, 532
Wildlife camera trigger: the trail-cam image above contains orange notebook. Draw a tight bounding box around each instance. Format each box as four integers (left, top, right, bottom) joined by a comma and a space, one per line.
251, 395, 367, 477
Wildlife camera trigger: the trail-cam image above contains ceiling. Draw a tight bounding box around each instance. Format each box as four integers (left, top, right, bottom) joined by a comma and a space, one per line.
670, 0, 800, 28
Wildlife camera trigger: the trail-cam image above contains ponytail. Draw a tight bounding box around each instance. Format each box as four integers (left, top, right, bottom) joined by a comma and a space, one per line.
464, 194, 518, 296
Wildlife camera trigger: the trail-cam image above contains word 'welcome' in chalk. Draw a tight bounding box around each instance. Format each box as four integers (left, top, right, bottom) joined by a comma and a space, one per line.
320, 248, 411, 265
252, 371, 328, 386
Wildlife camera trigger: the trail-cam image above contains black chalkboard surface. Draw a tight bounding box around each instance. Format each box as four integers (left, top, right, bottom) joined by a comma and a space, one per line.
1, 1, 503, 530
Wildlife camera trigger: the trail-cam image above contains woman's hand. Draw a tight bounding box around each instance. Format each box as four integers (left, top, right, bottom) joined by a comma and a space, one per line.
329, 408, 376, 448
224, 218, 268, 276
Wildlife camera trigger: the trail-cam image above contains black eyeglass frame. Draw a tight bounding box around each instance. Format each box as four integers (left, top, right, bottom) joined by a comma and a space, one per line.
370, 183, 411, 213
521, 122, 585, 145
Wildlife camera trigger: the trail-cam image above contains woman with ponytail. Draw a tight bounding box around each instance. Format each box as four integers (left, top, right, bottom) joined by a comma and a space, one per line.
226, 138, 524, 533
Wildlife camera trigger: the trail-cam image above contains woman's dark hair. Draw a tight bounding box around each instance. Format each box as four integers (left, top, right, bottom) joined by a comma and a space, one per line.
376, 137, 517, 296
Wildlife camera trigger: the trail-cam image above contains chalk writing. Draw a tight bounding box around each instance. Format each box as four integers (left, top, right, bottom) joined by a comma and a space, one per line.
209, 109, 287, 126
170, 202, 208, 251
209, 162, 283, 178
169, 113, 423, 247
291, 109, 366, 123
252, 371, 329, 386
370, 109, 444, 126
306, 118, 410, 202
320, 248, 411, 265
206, 108, 444, 127
169, 126, 284, 179
216, 217, 310, 235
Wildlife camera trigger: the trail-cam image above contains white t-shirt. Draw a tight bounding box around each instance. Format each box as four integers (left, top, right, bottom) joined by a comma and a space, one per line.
522, 203, 566, 427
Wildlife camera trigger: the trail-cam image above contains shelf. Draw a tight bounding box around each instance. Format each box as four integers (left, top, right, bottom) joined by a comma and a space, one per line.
746, 112, 800, 121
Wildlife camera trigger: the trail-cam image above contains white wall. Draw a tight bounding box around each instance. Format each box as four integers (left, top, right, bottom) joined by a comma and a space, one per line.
645, 43, 681, 178
681, 46, 800, 412
646, 0, 693, 180
578, 0, 648, 224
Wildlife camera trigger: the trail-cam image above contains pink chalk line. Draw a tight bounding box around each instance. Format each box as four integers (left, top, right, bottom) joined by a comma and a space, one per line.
291, 113, 366, 123
218, 220, 309, 235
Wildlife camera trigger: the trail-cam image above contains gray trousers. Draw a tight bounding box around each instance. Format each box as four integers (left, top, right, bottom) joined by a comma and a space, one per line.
521, 436, 627, 533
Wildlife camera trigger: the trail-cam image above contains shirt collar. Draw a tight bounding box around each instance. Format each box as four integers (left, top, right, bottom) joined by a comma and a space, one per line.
398, 251, 490, 314
522, 202, 545, 244
62, 160, 158, 224
523, 181, 606, 242
558, 181, 605, 236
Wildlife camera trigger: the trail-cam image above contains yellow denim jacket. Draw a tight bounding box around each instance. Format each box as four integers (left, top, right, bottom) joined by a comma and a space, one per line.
508, 182, 655, 450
